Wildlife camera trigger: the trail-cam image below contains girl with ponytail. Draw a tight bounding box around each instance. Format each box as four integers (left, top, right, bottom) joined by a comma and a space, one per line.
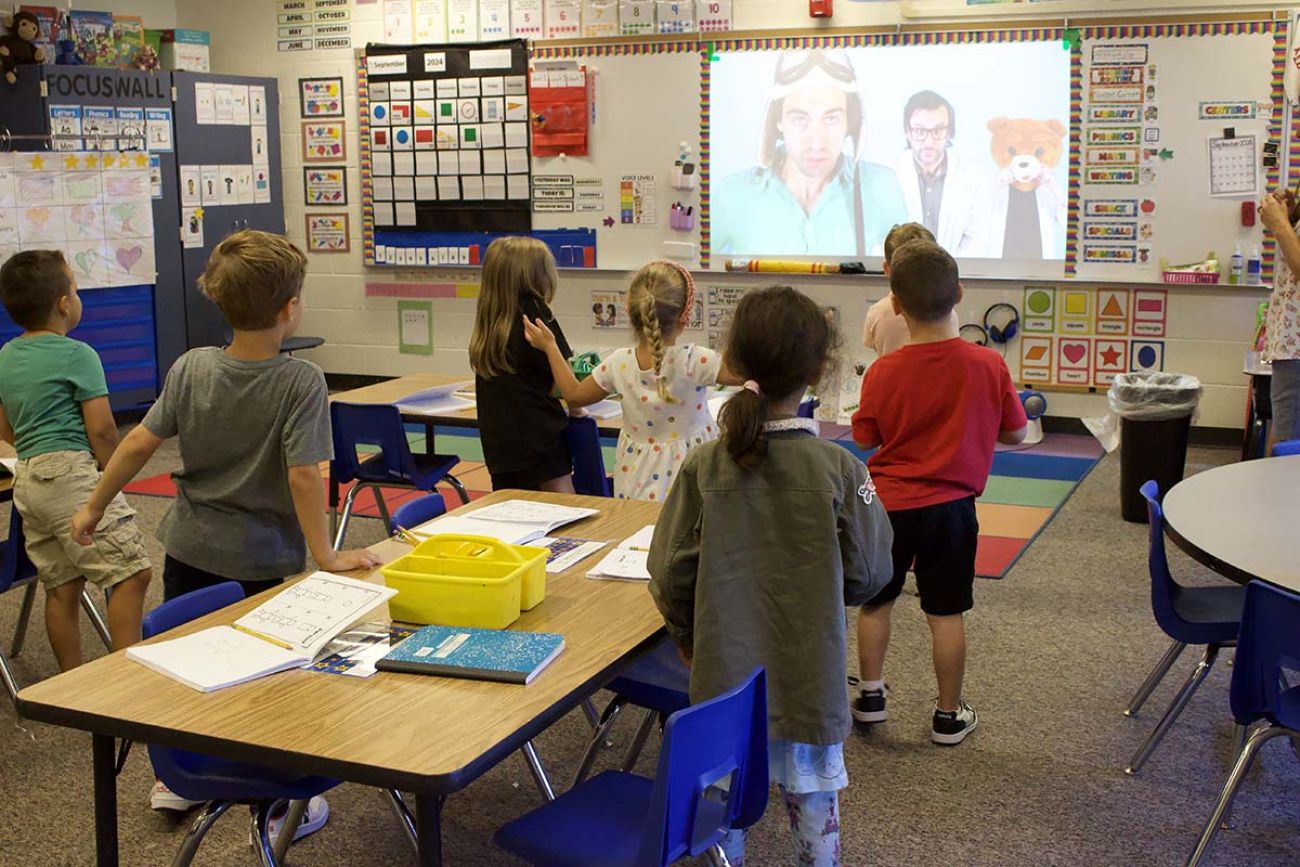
523, 260, 741, 501
648, 285, 894, 867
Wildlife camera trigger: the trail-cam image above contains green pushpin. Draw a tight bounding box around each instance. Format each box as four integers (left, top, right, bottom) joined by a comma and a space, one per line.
709, 42, 720, 62
1062, 28, 1080, 50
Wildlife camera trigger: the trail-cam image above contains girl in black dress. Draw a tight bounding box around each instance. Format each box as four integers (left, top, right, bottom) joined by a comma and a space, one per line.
469, 237, 575, 492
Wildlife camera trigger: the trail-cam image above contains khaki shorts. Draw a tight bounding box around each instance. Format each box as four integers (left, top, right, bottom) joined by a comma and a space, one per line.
12, 450, 151, 590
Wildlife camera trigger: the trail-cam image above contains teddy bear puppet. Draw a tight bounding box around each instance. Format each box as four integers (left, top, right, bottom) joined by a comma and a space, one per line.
986, 116, 1067, 260
1, 11, 45, 85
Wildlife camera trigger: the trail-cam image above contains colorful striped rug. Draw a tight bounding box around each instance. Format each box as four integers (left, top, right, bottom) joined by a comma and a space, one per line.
124, 425, 1102, 579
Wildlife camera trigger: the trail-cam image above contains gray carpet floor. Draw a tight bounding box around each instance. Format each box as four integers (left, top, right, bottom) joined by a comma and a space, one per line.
1, 435, 1297, 866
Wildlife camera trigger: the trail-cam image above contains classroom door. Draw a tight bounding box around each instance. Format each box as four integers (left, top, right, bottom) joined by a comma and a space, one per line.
172, 72, 284, 349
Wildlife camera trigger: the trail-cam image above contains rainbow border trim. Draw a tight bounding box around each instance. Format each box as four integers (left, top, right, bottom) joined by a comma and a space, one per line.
1065, 37, 1083, 277
357, 51, 375, 266
1265, 23, 1287, 284
699, 48, 712, 269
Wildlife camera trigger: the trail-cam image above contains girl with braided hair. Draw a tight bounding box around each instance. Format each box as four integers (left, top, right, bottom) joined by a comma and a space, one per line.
523, 261, 741, 501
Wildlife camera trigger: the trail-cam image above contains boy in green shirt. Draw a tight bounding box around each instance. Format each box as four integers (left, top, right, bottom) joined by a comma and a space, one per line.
0, 251, 152, 671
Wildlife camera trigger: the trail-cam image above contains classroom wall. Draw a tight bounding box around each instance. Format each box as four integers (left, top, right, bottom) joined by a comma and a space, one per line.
173, 0, 1280, 429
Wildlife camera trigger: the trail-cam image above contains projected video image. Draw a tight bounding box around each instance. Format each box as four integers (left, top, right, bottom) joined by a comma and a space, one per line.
708, 43, 1071, 260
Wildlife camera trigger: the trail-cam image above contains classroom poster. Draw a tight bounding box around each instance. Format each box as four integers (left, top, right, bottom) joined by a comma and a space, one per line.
299, 76, 345, 117
398, 299, 433, 354
302, 120, 347, 162
591, 290, 627, 328
305, 212, 350, 252
304, 167, 348, 205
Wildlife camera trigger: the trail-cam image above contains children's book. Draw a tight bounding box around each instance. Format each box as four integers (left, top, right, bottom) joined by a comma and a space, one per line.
68, 11, 115, 67
376, 625, 565, 684
413, 499, 598, 546
126, 572, 397, 692
586, 524, 655, 581
309, 622, 417, 678
111, 15, 145, 67
535, 537, 607, 573
18, 5, 60, 64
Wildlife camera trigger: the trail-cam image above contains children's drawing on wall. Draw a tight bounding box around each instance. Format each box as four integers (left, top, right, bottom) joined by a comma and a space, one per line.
591, 290, 627, 328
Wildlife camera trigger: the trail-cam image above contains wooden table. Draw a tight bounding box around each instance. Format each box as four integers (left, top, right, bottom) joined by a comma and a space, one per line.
0, 441, 14, 502
16, 491, 664, 866
1163, 455, 1300, 591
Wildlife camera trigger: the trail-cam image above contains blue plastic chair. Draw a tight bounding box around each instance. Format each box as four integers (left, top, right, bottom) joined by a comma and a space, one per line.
1123, 480, 1245, 775
796, 395, 818, 419
494, 667, 769, 867
570, 638, 691, 788
566, 416, 613, 497
329, 402, 468, 549
1187, 581, 1300, 865
1271, 439, 1300, 457
0, 505, 110, 702
388, 491, 448, 536
142, 582, 339, 867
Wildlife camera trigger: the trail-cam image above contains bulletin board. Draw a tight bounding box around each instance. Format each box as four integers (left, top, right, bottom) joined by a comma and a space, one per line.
354, 15, 1291, 279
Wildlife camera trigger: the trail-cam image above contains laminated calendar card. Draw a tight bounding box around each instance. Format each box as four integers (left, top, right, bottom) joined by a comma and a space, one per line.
582, 0, 620, 37
655, 0, 695, 34
619, 0, 655, 35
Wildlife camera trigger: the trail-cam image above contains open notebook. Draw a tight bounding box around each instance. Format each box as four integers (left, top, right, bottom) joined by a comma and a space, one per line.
587, 525, 656, 582
409, 499, 598, 546
127, 572, 396, 692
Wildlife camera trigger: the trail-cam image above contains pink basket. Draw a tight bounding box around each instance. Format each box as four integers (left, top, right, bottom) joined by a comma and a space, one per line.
1162, 270, 1220, 285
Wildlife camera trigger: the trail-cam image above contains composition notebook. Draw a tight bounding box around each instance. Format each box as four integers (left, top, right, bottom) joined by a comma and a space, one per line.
376, 625, 565, 685
127, 572, 396, 692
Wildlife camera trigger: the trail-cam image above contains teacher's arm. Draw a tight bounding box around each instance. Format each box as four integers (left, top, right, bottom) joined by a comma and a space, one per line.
1262, 194, 1300, 275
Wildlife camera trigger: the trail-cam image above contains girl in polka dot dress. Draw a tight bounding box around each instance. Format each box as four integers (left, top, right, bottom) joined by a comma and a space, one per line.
522, 261, 741, 501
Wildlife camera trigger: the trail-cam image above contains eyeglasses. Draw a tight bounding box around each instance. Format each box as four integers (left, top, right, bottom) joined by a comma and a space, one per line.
773, 49, 857, 86
908, 125, 951, 141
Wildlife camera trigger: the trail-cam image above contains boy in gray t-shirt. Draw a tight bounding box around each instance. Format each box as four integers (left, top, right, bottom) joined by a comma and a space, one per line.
73, 230, 381, 601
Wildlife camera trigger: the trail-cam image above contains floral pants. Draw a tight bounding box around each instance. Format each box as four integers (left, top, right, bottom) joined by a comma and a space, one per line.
717, 787, 840, 866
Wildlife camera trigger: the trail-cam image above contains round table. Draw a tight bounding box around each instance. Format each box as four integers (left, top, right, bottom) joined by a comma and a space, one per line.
1162, 455, 1300, 592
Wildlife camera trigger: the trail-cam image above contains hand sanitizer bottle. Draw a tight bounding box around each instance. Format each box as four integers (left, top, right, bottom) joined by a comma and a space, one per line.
1229, 244, 1244, 285
1246, 245, 1262, 286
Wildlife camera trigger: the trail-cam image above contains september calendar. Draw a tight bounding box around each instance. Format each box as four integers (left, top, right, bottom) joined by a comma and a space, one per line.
1207, 134, 1258, 198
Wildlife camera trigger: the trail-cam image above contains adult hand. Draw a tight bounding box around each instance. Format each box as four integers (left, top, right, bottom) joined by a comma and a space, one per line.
522, 316, 558, 352
321, 548, 384, 572
1261, 192, 1292, 234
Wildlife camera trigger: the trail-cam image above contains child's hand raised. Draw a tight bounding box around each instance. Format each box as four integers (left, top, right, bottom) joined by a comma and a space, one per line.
522, 315, 557, 352
321, 548, 385, 573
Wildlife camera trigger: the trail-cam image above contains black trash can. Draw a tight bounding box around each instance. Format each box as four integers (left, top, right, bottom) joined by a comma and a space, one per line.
1109, 373, 1202, 523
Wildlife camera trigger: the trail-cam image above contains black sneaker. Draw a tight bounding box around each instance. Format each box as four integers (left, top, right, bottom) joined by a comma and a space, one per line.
851, 682, 889, 723
931, 701, 978, 745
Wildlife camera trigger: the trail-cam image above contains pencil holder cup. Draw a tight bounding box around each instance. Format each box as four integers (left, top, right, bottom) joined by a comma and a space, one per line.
671, 164, 698, 190
670, 210, 696, 231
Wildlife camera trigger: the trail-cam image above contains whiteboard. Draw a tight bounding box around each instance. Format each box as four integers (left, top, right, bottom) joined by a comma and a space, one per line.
530, 49, 702, 270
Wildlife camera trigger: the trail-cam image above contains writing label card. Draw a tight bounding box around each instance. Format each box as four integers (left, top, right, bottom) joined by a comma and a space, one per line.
1020, 336, 1053, 384
1095, 288, 1130, 335
1058, 289, 1093, 334
1055, 337, 1092, 385
511, 0, 544, 37
1093, 340, 1128, 386
1022, 286, 1056, 333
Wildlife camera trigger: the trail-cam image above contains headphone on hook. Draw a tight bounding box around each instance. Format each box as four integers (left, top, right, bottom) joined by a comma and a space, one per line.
983, 303, 1020, 345
959, 323, 989, 346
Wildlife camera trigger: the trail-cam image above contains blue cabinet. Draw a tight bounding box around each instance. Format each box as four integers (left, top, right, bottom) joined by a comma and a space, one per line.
0, 284, 159, 410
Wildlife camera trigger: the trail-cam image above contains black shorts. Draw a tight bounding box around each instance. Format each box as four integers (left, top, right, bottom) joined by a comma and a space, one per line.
488, 441, 572, 492
162, 556, 284, 603
866, 495, 978, 617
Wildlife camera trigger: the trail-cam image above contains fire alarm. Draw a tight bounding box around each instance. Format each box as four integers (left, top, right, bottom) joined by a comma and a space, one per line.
810, 0, 832, 18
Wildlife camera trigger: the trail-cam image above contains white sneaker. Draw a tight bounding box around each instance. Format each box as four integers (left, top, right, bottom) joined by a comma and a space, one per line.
931, 700, 979, 746
267, 796, 330, 846
150, 780, 205, 812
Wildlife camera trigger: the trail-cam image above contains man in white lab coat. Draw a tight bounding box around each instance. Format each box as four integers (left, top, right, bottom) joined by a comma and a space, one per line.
893, 91, 988, 257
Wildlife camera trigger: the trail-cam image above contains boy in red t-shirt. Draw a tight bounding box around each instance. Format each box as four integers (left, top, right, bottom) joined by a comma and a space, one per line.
850, 240, 1028, 745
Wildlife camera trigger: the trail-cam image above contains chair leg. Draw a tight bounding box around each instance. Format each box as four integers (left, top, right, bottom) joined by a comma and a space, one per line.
1220, 723, 1250, 830
332, 484, 364, 551
9, 582, 37, 657
170, 800, 232, 867
0, 649, 22, 704
250, 802, 281, 867
1125, 639, 1187, 717
707, 844, 735, 867
81, 590, 112, 651
571, 696, 627, 789
383, 789, 419, 857
1186, 724, 1291, 867
1126, 644, 1220, 776
271, 799, 308, 865
520, 740, 556, 802
372, 487, 392, 533
620, 708, 659, 772
445, 474, 471, 506
581, 697, 600, 729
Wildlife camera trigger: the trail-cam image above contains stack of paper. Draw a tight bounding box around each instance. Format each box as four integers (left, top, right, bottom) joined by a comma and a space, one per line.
413, 499, 598, 546
127, 572, 397, 692
583, 400, 623, 420
396, 381, 476, 416
587, 525, 656, 582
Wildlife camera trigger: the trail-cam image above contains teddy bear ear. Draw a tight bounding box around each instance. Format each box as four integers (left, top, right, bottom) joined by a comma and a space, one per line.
1046, 119, 1066, 137
987, 117, 1009, 133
